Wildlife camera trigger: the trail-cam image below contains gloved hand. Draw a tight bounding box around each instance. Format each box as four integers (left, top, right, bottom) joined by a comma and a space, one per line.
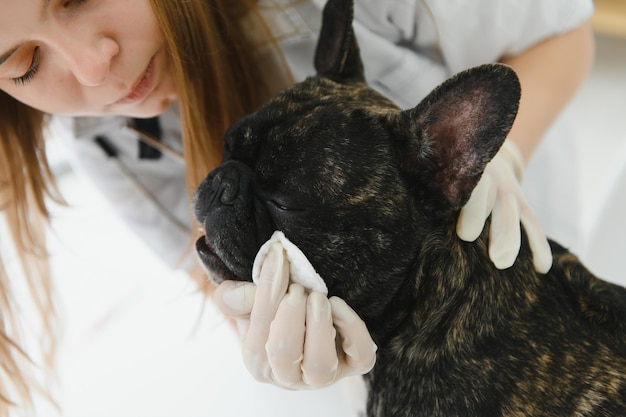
213, 243, 377, 389
456, 139, 553, 273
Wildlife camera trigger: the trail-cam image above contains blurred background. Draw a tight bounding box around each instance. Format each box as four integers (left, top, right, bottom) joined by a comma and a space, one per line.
3, 1, 626, 416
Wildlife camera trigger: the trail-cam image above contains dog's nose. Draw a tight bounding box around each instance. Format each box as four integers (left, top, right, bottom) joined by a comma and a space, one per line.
192, 161, 253, 225
212, 167, 242, 206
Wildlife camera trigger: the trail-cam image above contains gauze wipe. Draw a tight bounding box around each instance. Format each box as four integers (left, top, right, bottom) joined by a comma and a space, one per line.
252, 231, 328, 295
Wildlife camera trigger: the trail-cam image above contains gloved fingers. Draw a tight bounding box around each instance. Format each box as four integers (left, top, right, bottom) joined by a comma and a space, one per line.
265, 283, 307, 388
213, 280, 256, 318
488, 191, 521, 269
498, 139, 525, 181
329, 296, 377, 377
520, 207, 553, 274
457, 173, 496, 242
242, 243, 290, 382
213, 280, 255, 341
300, 292, 339, 387
457, 139, 549, 272
215, 243, 378, 390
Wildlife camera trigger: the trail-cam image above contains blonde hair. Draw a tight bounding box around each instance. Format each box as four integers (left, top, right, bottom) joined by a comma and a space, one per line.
0, 0, 285, 413
153, 0, 276, 190
0, 91, 60, 415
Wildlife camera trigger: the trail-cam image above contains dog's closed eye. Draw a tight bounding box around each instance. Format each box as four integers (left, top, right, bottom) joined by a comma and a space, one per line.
267, 199, 305, 212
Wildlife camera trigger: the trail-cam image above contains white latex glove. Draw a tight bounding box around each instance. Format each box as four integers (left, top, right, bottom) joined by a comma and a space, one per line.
213, 243, 377, 389
456, 139, 553, 273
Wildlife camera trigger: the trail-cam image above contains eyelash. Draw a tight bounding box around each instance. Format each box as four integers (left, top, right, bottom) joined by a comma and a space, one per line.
64, 0, 88, 7
11, 47, 41, 86
11, 0, 89, 86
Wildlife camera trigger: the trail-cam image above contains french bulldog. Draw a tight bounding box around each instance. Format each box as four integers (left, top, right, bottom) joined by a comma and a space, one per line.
193, 0, 626, 415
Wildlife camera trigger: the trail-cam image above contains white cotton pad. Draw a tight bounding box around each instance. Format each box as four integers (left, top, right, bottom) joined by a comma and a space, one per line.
252, 231, 328, 295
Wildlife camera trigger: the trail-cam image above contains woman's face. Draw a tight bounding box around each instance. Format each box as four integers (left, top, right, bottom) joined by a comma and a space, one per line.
0, 0, 177, 117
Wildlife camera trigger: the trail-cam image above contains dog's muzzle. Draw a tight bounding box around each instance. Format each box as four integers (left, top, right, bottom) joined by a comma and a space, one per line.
193, 161, 274, 283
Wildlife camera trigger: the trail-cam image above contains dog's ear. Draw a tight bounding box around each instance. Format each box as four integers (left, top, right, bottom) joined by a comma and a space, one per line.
392, 64, 521, 210
314, 0, 364, 82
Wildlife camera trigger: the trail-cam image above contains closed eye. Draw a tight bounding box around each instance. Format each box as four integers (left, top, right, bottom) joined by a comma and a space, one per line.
11, 47, 40, 86
64, 0, 89, 7
268, 200, 305, 212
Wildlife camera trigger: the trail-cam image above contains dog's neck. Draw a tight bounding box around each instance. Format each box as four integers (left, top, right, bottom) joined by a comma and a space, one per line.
372, 217, 540, 350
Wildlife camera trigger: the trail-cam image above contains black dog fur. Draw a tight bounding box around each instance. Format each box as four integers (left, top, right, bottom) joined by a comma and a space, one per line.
193, 0, 626, 415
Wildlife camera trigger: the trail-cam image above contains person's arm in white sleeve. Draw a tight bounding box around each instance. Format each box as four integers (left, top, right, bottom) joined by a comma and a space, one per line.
457, 20, 595, 273
502, 21, 595, 161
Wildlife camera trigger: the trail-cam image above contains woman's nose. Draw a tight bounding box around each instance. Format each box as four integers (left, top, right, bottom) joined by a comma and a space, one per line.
66, 37, 119, 87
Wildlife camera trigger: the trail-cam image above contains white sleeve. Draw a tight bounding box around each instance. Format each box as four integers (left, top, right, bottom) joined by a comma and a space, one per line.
48, 115, 195, 270
351, 0, 589, 108
355, 0, 594, 74
348, 0, 449, 107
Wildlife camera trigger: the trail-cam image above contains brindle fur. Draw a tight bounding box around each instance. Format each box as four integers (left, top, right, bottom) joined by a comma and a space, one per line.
193, 0, 626, 415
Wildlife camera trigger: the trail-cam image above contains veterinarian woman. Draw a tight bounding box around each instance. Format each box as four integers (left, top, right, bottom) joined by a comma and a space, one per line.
0, 0, 594, 415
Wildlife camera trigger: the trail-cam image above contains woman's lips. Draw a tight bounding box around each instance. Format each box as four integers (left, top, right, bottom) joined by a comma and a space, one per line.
115, 57, 156, 105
